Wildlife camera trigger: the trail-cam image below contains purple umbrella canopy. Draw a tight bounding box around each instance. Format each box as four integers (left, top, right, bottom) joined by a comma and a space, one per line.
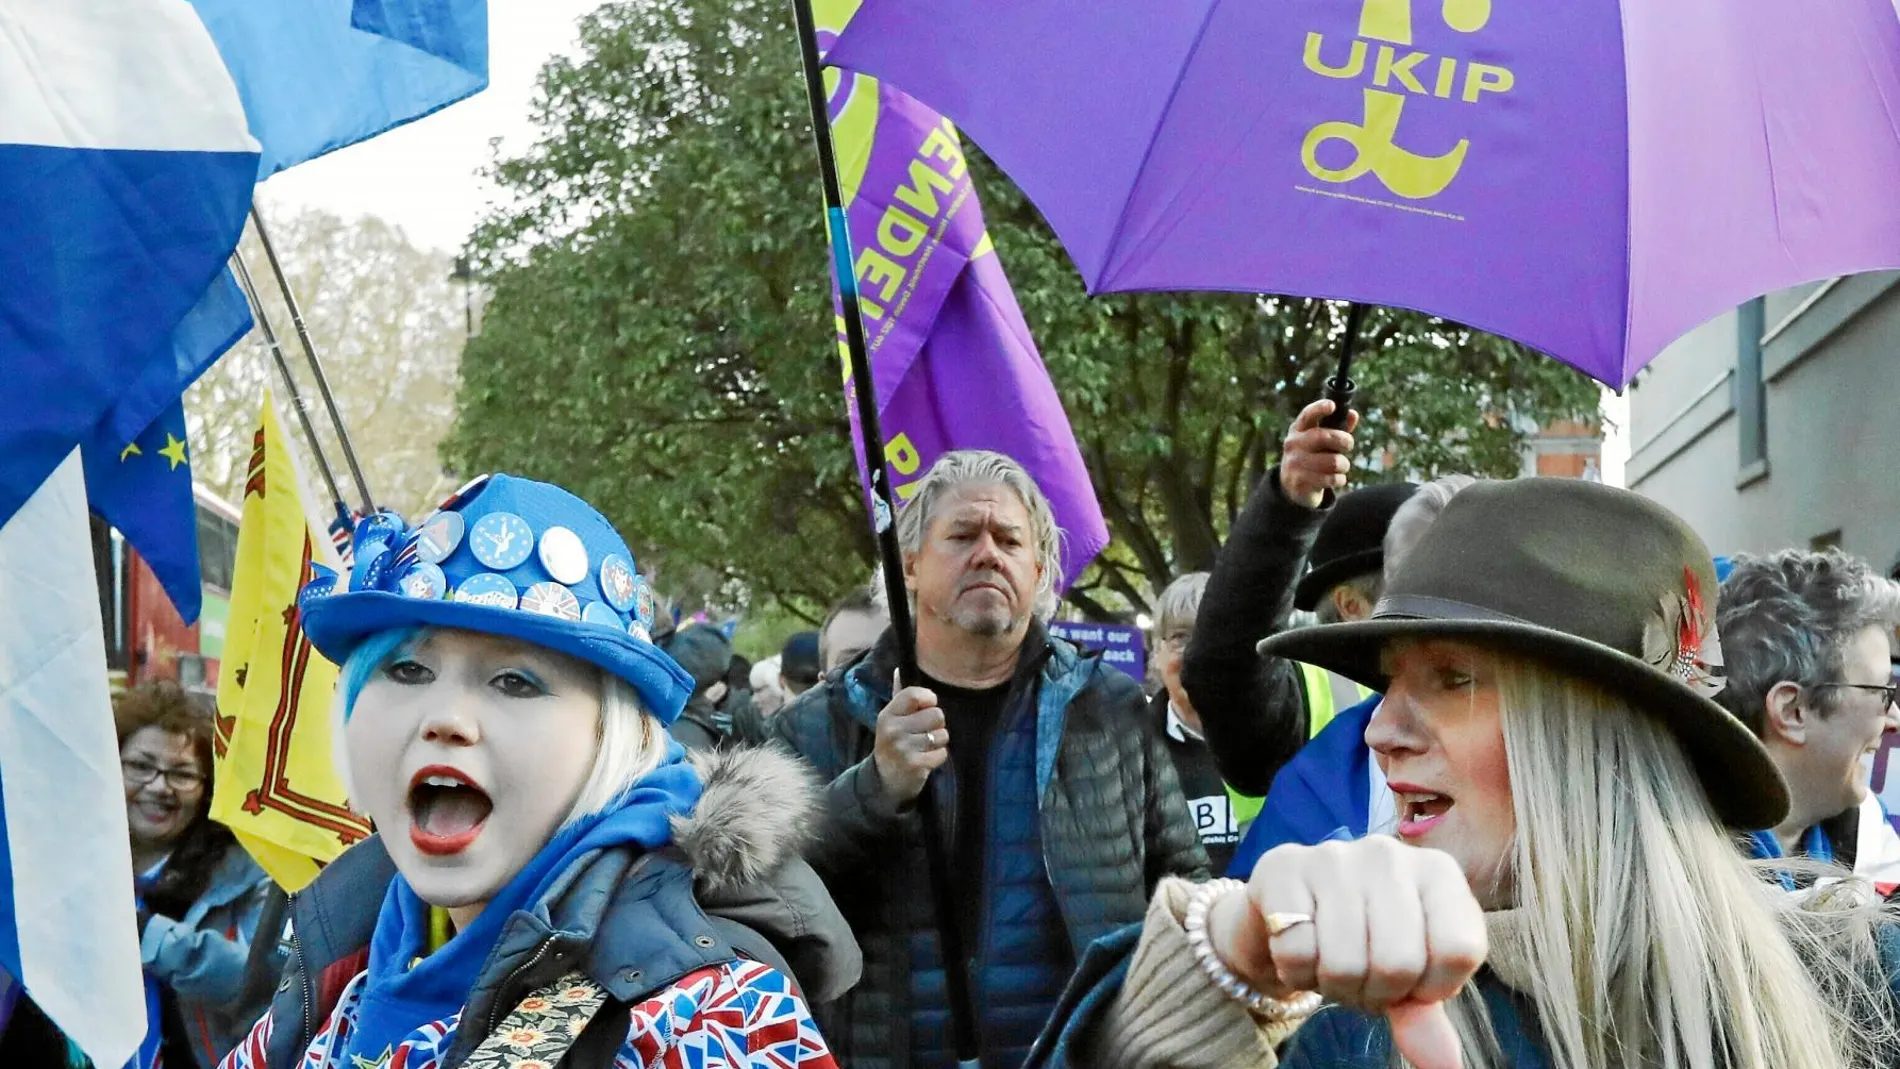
830, 0, 1900, 387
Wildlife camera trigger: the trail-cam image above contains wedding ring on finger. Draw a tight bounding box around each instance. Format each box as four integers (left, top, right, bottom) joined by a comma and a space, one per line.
1264, 911, 1314, 937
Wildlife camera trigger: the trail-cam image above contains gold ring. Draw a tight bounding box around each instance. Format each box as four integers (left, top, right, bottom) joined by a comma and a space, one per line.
1264, 911, 1314, 936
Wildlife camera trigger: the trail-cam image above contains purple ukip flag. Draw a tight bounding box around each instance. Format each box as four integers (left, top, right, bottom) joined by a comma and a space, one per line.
829, 0, 1900, 387
815, 0, 1108, 588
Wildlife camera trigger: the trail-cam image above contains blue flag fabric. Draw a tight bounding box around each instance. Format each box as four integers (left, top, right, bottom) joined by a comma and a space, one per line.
352, 0, 488, 76
102, 269, 255, 480
83, 402, 206, 625
188, 0, 489, 180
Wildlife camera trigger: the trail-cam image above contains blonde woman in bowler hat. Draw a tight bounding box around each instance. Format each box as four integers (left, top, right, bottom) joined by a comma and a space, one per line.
1029, 478, 1900, 1069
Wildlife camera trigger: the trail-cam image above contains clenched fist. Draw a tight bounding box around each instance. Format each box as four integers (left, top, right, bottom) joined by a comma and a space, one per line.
1206, 837, 1487, 1069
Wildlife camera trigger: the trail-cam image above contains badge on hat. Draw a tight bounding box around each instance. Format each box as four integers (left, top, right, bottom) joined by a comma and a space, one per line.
399, 563, 449, 601
521, 582, 582, 622
454, 573, 519, 610
470, 512, 534, 570
414, 511, 465, 565
599, 555, 638, 612
537, 526, 590, 585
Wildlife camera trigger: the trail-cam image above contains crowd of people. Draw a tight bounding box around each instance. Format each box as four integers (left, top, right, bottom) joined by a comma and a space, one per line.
3, 400, 1898, 1069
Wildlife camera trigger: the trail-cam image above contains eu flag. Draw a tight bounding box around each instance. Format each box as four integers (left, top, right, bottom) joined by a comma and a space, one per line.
83, 402, 204, 625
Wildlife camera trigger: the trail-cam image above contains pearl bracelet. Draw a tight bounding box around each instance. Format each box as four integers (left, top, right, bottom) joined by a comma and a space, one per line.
1182, 879, 1324, 1022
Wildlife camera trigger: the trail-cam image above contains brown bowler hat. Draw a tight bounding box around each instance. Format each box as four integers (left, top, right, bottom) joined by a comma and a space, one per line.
1260, 478, 1788, 830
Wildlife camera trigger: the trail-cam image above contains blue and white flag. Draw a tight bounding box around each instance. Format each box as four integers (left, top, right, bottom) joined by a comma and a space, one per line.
96, 0, 493, 449
190, 0, 489, 181
0, 453, 147, 1069
0, 0, 260, 530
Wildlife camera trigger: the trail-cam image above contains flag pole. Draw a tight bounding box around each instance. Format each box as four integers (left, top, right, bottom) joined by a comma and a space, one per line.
789, 3, 983, 1064
230, 250, 352, 531
247, 207, 377, 514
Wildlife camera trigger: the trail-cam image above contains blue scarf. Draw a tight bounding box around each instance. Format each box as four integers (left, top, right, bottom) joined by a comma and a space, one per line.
1747, 823, 1836, 891
338, 742, 702, 1067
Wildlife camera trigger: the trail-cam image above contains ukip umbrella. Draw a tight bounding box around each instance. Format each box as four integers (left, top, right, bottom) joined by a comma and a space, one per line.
827, 0, 1900, 392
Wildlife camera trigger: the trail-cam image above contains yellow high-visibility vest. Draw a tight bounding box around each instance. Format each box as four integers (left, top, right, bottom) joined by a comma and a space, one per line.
1299, 661, 1373, 738
1216, 664, 1373, 837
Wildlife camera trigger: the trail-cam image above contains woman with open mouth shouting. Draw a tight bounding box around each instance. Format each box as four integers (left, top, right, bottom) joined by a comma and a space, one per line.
219, 474, 856, 1069
1029, 479, 1900, 1069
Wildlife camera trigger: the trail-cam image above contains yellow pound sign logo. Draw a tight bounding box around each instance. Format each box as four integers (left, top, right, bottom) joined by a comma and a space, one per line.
1302, 89, 1468, 200
1300, 0, 1508, 202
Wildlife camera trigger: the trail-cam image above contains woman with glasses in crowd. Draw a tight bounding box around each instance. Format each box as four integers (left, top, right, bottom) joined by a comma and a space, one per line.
120, 680, 281, 1069
0, 681, 278, 1068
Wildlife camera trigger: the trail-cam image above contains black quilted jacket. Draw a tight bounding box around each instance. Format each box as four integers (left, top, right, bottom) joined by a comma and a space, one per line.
770, 624, 1209, 1069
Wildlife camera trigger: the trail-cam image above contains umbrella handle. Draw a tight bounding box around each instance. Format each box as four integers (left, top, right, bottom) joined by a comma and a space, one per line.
1320, 374, 1356, 430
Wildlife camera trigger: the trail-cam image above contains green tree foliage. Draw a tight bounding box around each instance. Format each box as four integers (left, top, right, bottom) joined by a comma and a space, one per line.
448, 0, 1602, 620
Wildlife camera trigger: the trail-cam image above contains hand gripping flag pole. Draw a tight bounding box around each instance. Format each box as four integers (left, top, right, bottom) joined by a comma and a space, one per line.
248, 207, 377, 515
790, 1, 984, 1063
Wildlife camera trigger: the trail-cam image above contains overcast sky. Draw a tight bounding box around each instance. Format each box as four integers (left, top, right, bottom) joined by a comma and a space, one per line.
258, 0, 610, 254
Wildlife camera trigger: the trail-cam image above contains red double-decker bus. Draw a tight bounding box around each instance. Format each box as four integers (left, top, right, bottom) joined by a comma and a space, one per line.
90, 484, 242, 694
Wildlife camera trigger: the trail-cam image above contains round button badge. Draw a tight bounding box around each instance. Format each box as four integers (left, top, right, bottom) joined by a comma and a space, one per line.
413, 511, 466, 565
469, 512, 534, 570
452, 573, 519, 610
537, 526, 590, 585
597, 554, 638, 612
628, 621, 653, 644
398, 563, 449, 601
633, 580, 657, 629
521, 582, 582, 622
581, 602, 623, 629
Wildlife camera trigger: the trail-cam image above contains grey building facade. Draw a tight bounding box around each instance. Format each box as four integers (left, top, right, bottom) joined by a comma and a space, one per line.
1627, 273, 1899, 572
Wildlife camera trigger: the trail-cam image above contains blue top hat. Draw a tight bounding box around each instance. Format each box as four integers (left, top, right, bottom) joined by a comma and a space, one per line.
299, 474, 693, 724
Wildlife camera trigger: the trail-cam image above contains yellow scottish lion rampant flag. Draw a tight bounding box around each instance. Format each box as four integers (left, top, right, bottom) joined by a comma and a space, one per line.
212, 392, 370, 890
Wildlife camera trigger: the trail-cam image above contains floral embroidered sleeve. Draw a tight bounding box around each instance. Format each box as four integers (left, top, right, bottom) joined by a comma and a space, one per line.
619, 960, 840, 1069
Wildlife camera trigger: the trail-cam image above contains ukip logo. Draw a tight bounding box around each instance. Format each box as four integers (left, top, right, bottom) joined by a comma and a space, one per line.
1300, 0, 1514, 202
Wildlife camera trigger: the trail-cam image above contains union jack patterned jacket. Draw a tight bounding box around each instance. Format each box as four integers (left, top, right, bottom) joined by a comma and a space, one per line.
218, 956, 838, 1069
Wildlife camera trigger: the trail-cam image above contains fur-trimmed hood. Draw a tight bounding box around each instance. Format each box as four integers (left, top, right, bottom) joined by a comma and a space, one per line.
670, 744, 821, 894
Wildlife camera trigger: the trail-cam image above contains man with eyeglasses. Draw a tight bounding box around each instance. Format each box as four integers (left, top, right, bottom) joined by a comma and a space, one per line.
1717, 550, 1900, 890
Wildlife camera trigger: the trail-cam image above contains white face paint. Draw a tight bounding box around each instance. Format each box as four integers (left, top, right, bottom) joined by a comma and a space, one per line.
345, 629, 602, 919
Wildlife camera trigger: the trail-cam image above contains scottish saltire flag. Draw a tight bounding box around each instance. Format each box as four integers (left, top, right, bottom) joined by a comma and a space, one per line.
815, 0, 1109, 587
189, 0, 489, 180
83, 401, 207, 624
101, 0, 495, 448
0, 0, 259, 531
0, 454, 149, 1069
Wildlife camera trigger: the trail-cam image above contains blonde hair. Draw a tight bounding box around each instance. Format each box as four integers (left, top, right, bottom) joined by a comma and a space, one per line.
1429, 655, 1900, 1069
332, 627, 669, 828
